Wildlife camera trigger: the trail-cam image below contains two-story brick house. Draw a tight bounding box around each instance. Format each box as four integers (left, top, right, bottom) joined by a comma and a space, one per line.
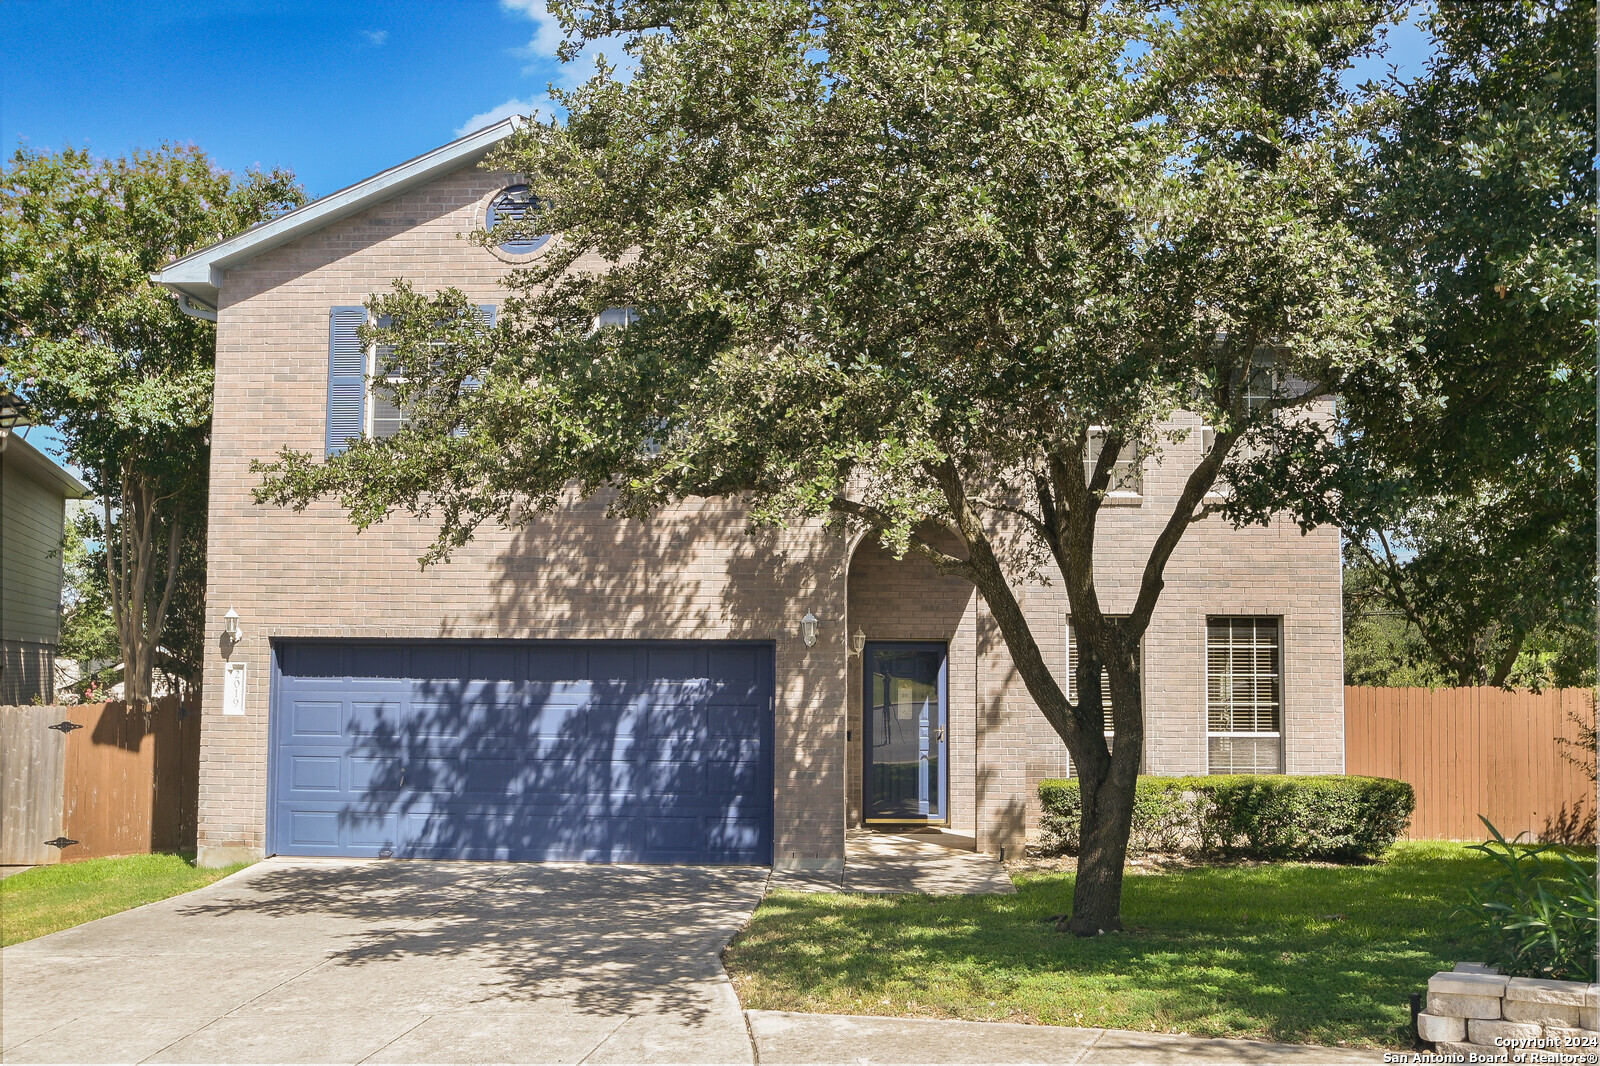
155, 119, 1343, 871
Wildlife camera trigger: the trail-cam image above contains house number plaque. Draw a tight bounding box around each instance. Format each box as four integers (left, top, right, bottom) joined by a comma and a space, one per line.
223, 661, 247, 716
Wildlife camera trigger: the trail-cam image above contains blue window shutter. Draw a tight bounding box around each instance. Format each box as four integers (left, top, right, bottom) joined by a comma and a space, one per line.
326, 306, 368, 456
463, 305, 495, 393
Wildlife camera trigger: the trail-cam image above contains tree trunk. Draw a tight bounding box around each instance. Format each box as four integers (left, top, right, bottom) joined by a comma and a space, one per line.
1067, 652, 1143, 934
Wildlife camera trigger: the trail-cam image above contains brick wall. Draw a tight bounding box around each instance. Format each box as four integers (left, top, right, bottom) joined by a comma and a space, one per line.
200, 160, 1343, 867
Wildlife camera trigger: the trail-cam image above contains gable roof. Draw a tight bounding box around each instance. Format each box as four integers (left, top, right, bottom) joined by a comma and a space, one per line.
152, 118, 523, 310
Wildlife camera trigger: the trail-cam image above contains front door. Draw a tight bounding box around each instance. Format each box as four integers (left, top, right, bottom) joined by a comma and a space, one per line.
863, 642, 948, 824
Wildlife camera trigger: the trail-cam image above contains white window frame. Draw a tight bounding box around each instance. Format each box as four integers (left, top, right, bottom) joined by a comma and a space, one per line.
1084, 427, 1142, 506
366, 339, 407, 441
1204, 615, 1284, 774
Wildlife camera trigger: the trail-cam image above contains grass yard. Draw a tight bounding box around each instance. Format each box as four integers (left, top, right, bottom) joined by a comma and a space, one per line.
1, 853, 250, 946
725, 842, 1574, 1050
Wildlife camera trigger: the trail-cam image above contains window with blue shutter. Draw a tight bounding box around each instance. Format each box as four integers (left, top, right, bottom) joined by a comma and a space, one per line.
460, 305, 494, 394
326, 306, 368, 455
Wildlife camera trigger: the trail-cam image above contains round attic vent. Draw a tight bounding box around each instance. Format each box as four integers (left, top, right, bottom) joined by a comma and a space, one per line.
485, 185, 551, 256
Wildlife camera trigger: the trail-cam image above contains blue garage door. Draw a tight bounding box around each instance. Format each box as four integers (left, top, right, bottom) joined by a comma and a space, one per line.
269, 641, 774, 864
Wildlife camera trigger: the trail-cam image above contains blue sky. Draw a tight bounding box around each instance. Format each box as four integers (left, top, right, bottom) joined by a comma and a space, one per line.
4, 1, 1434, 470
2, 0, 586, 200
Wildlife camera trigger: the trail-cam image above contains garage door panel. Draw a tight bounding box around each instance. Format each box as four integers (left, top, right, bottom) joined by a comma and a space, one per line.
468, 646, 522, 680
348, 699, 404, 736
347, 645, 405, 679
586, 646, 639, 680
271, 641, 773, 864
405, 701, 467, 738
349, 756, 403, 793
409, 645, 465, 679
707, 647, 761, 680
287, 810, 341, 848
288, 755, 342, 792
646, 647, 700, 679
344, 811, 401, 850
289, 701, 343, 737
282, 643, 346, 678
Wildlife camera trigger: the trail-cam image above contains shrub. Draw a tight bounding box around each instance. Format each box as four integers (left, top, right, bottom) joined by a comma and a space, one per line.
1039, 777, 1193, 856
1036, 774, 1414, 862
1461, 817, 1598, 982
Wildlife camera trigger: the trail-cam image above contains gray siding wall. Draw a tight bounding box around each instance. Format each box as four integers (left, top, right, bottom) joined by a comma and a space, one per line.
2, 453, 68, 704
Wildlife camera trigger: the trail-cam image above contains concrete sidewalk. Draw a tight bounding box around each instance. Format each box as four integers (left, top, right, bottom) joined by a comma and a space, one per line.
747, 1011, 1388, 1064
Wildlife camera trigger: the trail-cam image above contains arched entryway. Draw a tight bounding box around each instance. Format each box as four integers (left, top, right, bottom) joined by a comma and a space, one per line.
844, 530, 978, 830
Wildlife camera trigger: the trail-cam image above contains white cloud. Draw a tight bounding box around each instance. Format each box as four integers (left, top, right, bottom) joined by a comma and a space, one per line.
457, 0, 631, 135
499, 0, 626, 88
362, 29, 389, 46
499, 0, 565, 57
455, 98, 550, 137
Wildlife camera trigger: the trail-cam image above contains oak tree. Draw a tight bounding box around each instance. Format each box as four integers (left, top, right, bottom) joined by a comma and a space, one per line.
259, 1, 1404, 932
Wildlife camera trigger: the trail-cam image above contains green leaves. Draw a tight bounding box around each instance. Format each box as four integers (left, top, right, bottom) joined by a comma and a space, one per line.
1338, 0, 1597, 688
0, 143, 305, 694
1461, 817, 1598, 982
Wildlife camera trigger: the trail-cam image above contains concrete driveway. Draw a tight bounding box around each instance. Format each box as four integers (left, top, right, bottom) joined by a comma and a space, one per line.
1, 858, 768, 1064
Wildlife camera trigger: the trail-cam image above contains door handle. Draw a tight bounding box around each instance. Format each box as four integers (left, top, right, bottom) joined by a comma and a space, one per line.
934, 728, 945, 742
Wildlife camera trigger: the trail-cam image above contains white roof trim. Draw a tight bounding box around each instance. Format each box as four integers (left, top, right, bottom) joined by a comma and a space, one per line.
152, 117, 524, 308
4, 432, 91, 498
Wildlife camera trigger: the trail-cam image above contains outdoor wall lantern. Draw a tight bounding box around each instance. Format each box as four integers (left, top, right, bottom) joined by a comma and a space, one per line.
0, 391, 27, 451
0, 393, 24, 432
800, 612, 819, 648
850, 627, 867, 657
223, 607, 243, 645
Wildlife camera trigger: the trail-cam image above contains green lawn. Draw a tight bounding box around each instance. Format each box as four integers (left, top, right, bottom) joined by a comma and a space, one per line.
725, 842, 1550, 1050
1, 853, 250, 946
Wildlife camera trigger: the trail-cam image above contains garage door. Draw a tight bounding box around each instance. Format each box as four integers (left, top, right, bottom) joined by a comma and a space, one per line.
269, 641, 773, 864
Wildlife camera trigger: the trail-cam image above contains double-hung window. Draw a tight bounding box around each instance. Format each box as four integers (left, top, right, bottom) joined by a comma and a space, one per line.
1083, 429, 1142, 503
1205, 616, 1283, 773
324, 305, 494, 455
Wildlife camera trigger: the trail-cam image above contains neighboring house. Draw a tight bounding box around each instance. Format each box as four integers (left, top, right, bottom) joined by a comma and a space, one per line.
154, 120, 1343, 871
1, 433, 90, 705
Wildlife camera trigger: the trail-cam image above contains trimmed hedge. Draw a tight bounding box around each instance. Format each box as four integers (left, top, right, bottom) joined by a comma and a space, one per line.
1038, 774, 1415, 861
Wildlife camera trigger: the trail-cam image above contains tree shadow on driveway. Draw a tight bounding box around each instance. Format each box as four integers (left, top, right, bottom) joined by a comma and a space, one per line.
175, 859, 768, 1023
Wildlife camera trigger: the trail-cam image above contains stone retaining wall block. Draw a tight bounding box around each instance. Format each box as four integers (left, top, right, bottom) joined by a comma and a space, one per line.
1505, 978, 1595, 1007
1503, 1000, 1583, 1027
1467, 1019, 1543, 1045
1431, 972, 1512, 998
1428, 992, 1506, 1020
1416, 1013, 1466, 1043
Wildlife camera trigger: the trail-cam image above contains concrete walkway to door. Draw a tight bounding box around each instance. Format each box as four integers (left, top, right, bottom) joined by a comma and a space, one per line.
1, 858, 767, 1064
769, 828, 1015, 895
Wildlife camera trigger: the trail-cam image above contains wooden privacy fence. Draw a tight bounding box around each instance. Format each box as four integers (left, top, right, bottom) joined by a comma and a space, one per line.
1345, 686, 1597, 843
0, 696, 201, 865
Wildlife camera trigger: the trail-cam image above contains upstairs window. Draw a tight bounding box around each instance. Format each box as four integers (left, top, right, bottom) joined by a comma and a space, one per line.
1243, 350, 1280, 417
325, 305, 494, 455
1084, 428, 1142, 503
